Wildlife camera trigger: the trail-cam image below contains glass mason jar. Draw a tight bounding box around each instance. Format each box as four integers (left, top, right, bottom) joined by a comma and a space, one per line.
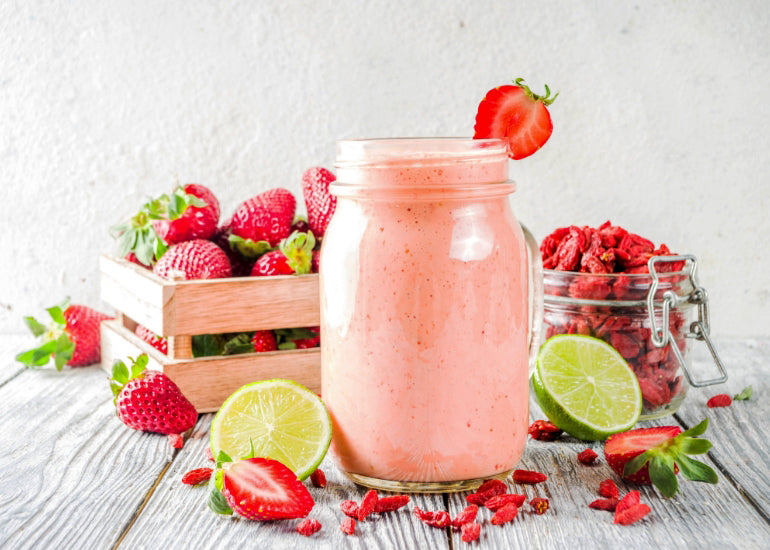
320, 138, 540, 492
542, 256, 727, 420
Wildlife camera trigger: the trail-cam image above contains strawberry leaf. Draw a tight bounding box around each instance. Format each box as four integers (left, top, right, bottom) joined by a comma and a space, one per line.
228, 235, 272, 259
649, 454, 678, 498
680, 437, 712, 455
216, 450, 233, 468
53, 334, 74, 371
677, 455, 718, 484
681, 418, 709, 438
207, 470, 233, 515
733, 386, 753, 401
624, 451, 652, 476
222, 333, 254, 355
46, 305, 65, 326
23, 316, 46, 337
111, 359, 130, 389
130, 354, 149, 378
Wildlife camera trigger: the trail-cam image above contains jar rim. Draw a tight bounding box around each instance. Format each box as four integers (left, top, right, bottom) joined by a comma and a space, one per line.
543, 268, 690, 279
335, 137, 507, 166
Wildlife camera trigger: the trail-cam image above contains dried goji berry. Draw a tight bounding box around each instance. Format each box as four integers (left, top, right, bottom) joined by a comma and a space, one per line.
181, 467, 213, 485
614, 490, 641, 516
296, 518, 322, 536
577, 448, 598, 465
485, 493, 526, 511
451, 504, 478, 528
598, 479, 619, 499
512, 469, 547, 484
340, 499, 359, 519
340, 517, 356, 535
357, 489, 378, 521
310, 468, 327, 488
528, 420, 563, 441
375, 495, 410, 513
490, 502, 518, 525
707, 394, 732, 408
466, 479, 507, 505
461, 522, 481, 542
614, 503, 651, 525
588, 498, 619, 511
530, 497, 549, 515
414, 507, 451, 528
167, 433, 184, 449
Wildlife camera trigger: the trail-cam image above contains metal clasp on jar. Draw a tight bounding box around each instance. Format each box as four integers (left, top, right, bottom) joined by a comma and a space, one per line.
647, 255, 728, 388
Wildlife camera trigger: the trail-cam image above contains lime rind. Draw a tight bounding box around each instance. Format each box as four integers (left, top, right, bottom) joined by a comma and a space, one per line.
211, 379, 332, 480
532, 334, 642, 441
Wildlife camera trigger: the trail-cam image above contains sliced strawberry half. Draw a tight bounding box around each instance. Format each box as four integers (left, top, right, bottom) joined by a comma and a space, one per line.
221, 458, 314, 521
474, 78, 557, 160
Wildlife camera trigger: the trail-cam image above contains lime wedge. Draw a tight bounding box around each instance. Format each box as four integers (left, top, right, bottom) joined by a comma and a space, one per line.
210, 379, 332, 480
532, 334, 642, 441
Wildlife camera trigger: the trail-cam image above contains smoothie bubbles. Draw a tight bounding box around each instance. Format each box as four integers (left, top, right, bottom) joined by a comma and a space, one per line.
319, 138, 542, 492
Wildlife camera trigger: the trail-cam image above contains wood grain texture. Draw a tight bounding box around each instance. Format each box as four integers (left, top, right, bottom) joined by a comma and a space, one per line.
119, 414, 450, 550
100, 255, 167, 335
0, 335, 30, 385
676, 338, 770, 519
0, 364, 183, 549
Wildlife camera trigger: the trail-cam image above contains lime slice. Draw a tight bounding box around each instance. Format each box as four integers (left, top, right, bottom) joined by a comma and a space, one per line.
532, 334, 642, 441
210, 379, 332, 480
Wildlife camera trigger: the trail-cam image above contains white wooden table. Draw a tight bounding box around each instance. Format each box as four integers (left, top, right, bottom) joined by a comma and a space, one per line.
0, 335, 768, 549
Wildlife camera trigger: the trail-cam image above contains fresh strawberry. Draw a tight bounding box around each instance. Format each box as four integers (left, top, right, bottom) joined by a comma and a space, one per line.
221, 457, 314, 521
110, 354, 198, 434
17, 300, 112, 369
292, 216, 310, 233
275, 327, 320, 350
251, 231, 315, 276
311, 248, 320, 273
293, 327, 320, 349
153, 239, 232, 280
301, 167, 337, 239
474, 78, 557, 160
229, 188, 296, 250
251, 330, 278, 352
135, 324, 168, 355
603, 419, 718, 497
152, 184, 220, 245
110, 201, 167, 267
212, 225, 254, 277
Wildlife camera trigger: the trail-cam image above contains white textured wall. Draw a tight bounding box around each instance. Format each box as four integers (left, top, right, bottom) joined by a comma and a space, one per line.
2, 0, 769, 338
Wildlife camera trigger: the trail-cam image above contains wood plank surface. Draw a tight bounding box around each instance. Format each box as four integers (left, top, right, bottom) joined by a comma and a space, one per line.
118, 415, 450, 550
0, 335, 29, 385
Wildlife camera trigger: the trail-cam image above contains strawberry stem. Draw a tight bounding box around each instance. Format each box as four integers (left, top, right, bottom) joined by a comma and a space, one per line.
513, 77, 559, 106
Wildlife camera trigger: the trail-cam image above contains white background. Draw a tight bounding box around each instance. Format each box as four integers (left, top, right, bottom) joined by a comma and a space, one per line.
1, 0, 768, 337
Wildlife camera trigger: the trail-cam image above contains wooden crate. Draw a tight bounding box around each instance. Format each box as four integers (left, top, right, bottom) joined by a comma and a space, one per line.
99, 255, 321, 412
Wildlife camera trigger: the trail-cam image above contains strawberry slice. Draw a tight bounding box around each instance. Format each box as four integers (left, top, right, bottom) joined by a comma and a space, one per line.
603, 419, 718, 497
474, 78, 557, 160
221, 457, 314, 521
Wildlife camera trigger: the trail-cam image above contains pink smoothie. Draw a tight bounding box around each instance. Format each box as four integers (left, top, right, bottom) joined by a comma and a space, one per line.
320, 140, 530, 483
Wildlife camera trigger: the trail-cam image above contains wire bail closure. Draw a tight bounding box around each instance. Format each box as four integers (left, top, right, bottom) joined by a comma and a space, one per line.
646, 255, 728, 388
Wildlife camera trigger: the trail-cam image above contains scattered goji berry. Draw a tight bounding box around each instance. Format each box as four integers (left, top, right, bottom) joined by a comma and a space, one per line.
466, 479, 507, 505
296, 518, 322, 536
340, 516, 356, 535
414, 507, 451, 528
357, 489, 378, 521
707, 394, 732, 408
530, 497, 549, 514
181, 467, 213, 485
577, 448, 599, 465
204, 446, 214, 462
588, 498, 619, 511
375, 495, 410, 513
614, 490, 641, 518
461, 522, 481, 542
490, 503, 519, 525
168, 433, 184, 449
451, 504, 478, 528
310, 468, 327, 488
598, 479, 619, 499
485, 493, 526, 511
340, 500, 359, 519
512, 469, 547, 484
528, 420, 563, 441
614, 503, 651, 525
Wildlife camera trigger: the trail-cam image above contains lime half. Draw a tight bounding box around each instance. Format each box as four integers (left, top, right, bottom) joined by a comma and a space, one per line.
532, 334, 642, 441
210, 379, 332, 480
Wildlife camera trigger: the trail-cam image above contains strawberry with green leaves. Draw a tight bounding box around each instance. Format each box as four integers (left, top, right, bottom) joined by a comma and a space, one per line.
301, 167, 337, 239
474, 78, 558, 160
228, 188, 296, 256
153, 239, 232, 280
151, 184, 220, 245
251, 231, 315, 276
603, 418, 718, 497
17, 300, 112, 369
110, 354, 198, 435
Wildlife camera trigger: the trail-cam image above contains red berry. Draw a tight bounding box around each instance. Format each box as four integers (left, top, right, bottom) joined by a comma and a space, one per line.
168, 433, 184, 449
135, 324, 168, 355
374, 495, 410, 513
528, 419, 563, 441
485, 493, 526, 511
460, 522, 481, 542
230, 188, 296, 247
301, 167, 337, 238
340, 516, 356, 535
512, 469, 547, 484
588, 498, 619, 511
181, 467, 213, 485
295, 518, 322, 536
357, 489, 378, 521
309, 468, 326, 488
415, 509, 451, 529
251, 330, 278, 352
614, 503, 651, 525
614, 490, 641, 517
474, 79, 557, 160
251, 250, 295, 276
490, 502, 518, 526
451, 504, 478, 528
222, 458, 314, 521
577, 448, 599, 465
530, 497, 549, 515
707, 394, 732, 408
598, 479, 619, 499
604, 426, 682, 485
152, 183, 220, 245
340, 500, 359, 519
153, 239, 231, 280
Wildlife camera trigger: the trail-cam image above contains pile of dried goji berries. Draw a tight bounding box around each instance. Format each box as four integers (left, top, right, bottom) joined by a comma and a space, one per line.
540, 221, 687, 411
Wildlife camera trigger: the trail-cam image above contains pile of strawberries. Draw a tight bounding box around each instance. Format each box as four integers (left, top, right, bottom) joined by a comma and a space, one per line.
540, 221, 689, 411
111, 167, 337, 356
